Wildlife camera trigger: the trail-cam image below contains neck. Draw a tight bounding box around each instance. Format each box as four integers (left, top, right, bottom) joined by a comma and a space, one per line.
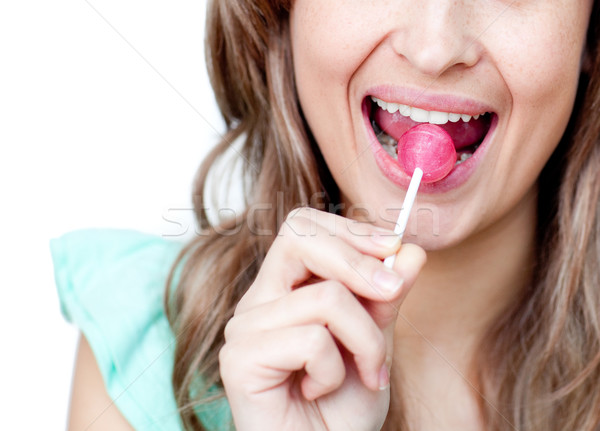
398, 187, 537, 348
391, 187, 537, 429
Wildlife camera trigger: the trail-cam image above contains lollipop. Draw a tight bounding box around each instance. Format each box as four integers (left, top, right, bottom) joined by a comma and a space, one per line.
397, 123, 457, 183
383, 123, 457, 268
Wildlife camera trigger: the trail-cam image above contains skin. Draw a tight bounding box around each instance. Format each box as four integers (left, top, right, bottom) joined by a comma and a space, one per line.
221, 0, 593, 430
71, 1, 593, 430
292, 0, 591, 250
68, 336, 134, 430
221, 209, 426, 430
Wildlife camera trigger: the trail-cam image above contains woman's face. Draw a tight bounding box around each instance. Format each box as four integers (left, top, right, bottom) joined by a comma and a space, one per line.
290, 0, 592, 249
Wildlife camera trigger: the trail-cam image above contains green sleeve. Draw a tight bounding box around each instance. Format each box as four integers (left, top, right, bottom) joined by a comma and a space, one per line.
50, 229, 232, 431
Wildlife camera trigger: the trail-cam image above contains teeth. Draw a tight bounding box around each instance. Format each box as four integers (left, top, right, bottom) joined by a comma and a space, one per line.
371, 96, 486, 125
448, 113, 461, 123
455, 152, 474, 166
372, 119, 398, 157
410, 107, 429, 123
399, 105, 411, 116
429, 111, 449, 125
386, 102, 399, 113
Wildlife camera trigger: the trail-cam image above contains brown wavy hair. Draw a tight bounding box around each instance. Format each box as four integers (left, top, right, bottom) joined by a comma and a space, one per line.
165, 1, 600, 430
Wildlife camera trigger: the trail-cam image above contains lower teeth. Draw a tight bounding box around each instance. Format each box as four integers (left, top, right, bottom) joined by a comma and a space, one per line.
372, 119, 398, 158
455, 152, 473, 165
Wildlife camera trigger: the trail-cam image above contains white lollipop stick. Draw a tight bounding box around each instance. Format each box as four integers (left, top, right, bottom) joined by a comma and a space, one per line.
383, 167, 423, 268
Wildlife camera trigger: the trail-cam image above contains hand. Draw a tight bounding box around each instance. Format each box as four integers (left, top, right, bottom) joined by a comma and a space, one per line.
219, 207, 426, 430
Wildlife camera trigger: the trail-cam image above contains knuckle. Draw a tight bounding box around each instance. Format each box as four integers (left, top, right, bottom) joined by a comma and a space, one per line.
223, 316, 239, 342
281, 215, 308, 237
279, 213, 300, 235
219, 338, 252, 384
233, 289, 255, 314
280, 207, 319, 238
329, 361, 346, 387
344, 249, 367, 274
218, 343, 235, 375
304, 325, 331, 358
286, 206, 310, 220
285, 207, 301, 221
283, 207, 309, 227
313, 281, 349, 310
315, 369, 345, 395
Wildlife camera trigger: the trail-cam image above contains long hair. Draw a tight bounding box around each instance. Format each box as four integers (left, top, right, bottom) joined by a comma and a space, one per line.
165, 1, 600, 430
477, 2, 600, 429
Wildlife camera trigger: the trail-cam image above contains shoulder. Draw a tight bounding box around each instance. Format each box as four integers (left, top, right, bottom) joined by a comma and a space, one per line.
50, 228, 183, 300
51, 229, 185, 430
50, 228, 183, 332
51, 228, 233, 430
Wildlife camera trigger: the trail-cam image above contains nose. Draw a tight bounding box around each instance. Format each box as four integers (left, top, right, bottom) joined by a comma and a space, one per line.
389, 2, 482, 77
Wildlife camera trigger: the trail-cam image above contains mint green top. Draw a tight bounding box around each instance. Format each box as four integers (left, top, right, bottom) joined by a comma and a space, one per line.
50, 229, 233, 431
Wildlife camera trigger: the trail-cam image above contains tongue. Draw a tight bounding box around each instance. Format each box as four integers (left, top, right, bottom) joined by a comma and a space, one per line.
397, 124, 457, 183
374, 107, 489, 150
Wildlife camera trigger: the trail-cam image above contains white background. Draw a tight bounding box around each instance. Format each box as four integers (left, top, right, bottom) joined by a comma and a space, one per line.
1, 1, 224, 429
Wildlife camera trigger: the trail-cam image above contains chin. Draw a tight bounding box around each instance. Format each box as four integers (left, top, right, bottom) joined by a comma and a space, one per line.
400, 217, 468, 251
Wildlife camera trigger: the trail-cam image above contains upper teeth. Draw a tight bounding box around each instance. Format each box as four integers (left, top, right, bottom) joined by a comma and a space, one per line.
371, 96, 484, 125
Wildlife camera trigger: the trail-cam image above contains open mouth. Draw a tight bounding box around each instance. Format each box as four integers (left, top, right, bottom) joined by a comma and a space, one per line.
367, 96, 494, 167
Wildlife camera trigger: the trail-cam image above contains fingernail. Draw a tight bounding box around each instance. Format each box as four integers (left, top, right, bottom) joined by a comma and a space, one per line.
370, 233, 401, 249
378, 364, 390, 391
373, 269, 404, 294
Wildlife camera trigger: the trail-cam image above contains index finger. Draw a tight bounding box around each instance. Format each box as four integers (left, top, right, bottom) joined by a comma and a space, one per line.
239, 213, 406, 311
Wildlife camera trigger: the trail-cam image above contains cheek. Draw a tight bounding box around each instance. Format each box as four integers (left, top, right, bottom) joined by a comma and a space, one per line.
501, 38, 580, 165
497, 8, 587, 115
503, 44, 580, 114
475, 7, 590, 226
491, 8, 588, 176
290, 2, 383, 101
290, 3, 384, 176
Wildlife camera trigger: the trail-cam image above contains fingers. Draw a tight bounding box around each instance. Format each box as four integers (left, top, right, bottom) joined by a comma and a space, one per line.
364, 243, 427, 374
366, 243, 428, 330
224, 207, 427, 404
283, 207, 402, 258
242, 208, 405, 309
225, 280, 387, 391
220, 324, 346, 401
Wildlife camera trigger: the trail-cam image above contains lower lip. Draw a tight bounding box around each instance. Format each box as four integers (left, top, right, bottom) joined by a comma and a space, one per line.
362, 100, 497, 194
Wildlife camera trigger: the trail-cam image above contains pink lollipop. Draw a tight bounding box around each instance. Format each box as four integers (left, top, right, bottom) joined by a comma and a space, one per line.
397, 124, 457, 183
383, 124, 456, 268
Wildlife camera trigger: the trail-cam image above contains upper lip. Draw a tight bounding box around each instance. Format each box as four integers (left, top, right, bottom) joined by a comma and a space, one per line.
366, 85, 495, 116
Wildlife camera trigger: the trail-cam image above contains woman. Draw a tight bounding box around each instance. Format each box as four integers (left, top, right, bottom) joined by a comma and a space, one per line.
58, 0, 600, 430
